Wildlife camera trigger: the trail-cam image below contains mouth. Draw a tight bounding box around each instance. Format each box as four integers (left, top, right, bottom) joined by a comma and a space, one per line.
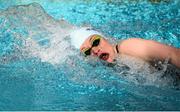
99, 53, 109, 61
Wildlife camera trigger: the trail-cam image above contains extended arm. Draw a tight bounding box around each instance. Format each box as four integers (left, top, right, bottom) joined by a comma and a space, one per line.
118, 38, 180, 68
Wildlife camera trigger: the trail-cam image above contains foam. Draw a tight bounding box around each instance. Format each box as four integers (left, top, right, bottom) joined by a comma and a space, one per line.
0, 3, 76, 65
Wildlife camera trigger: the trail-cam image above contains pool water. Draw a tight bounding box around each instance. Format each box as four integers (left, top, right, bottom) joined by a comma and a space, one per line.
0, 0, 180, 111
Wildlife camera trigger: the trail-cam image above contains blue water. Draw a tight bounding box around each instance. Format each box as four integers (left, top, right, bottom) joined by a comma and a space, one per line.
0, 0, 180, 111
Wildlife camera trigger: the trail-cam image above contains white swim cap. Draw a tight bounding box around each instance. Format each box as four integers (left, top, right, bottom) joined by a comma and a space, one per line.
70, 27, 103, 49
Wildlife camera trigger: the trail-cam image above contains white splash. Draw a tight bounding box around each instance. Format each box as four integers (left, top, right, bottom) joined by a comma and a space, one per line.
1, 3, 78, 65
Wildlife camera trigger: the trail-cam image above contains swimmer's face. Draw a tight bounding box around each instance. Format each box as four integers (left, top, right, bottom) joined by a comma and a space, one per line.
80, 35, 115, 63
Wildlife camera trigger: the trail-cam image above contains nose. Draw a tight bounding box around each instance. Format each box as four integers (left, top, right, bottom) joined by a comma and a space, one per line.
91, 47, 100, 56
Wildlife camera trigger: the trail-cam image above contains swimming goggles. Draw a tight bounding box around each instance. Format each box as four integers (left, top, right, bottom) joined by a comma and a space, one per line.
82, 35, 101, 56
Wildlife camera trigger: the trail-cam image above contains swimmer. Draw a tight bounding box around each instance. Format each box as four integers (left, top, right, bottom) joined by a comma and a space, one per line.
70, 27, 180, 68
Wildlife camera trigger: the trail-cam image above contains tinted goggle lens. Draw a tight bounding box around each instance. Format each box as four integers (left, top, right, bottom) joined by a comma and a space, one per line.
82, 35, 101, 56
83, 48, 91, 56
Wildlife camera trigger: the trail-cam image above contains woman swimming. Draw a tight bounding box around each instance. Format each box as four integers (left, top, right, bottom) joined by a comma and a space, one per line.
69, 27, 180, 68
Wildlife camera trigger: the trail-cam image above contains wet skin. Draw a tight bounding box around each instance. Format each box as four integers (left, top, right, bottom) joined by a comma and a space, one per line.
80, 35, 180, 68
80, 35, 117, 63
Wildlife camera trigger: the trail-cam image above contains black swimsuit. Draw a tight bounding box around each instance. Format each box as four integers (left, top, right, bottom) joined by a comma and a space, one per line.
116, 44, 119, 53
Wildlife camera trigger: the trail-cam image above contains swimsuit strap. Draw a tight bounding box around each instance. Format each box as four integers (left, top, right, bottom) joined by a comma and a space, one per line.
116, 44, 119, 53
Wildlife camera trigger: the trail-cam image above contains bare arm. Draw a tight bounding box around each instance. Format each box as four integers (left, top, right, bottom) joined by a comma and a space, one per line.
118, 38, 180, 68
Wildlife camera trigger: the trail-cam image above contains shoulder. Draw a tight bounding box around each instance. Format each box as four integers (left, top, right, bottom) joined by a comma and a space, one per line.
118, 38, 147, 53
118, 38, 153, 60
120, 38, 147, 44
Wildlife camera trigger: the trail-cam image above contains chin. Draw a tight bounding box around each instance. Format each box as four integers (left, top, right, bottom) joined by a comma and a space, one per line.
106, 57, 114, 63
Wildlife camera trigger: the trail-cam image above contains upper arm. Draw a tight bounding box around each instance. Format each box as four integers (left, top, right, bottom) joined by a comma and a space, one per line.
119, 38, 176, 62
